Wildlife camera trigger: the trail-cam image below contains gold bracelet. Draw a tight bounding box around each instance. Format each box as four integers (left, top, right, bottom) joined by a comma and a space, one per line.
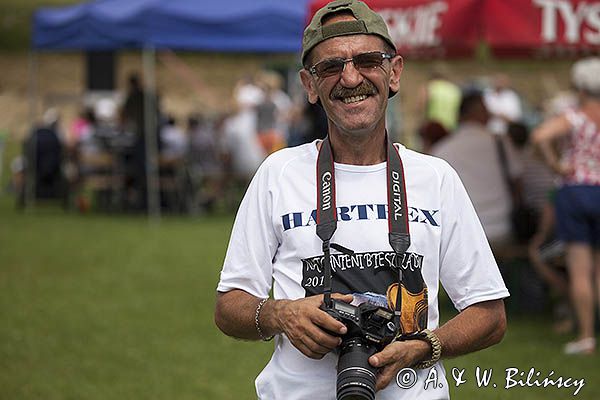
255, 298, 274, 341
412, 329, 442, 369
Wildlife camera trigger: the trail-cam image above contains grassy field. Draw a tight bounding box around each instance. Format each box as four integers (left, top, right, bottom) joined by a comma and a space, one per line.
0, 195, 598, 400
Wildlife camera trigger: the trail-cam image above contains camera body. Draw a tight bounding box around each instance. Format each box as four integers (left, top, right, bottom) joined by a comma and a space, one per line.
321, 299, 397, 400
321, 299, 397, 346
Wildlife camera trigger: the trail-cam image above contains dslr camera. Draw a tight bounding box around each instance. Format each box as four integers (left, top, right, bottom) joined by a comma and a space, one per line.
321, 298, 397, 400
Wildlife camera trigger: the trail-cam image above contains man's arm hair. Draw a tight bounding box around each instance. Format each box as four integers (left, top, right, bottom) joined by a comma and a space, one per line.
214, 289, 267, 340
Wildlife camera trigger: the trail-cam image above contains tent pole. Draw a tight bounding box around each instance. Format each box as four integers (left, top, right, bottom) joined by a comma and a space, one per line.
26, 50, 39, 209
143, 46, 161, 221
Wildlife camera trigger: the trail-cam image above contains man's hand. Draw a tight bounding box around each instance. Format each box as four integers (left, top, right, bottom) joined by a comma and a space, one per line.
272, 293, 353, 359
369, 340, 431, 391
215, 289, 353, 358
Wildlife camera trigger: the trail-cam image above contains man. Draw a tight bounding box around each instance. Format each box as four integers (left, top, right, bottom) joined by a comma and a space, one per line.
215, 1, 508, 399
432, 91, 523, 249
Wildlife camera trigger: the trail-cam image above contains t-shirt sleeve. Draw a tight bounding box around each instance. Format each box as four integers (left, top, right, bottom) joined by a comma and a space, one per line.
437, 162, 510, 311
216, 161, 280, 298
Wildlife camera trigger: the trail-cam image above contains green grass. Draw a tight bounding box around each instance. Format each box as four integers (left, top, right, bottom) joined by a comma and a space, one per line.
0, 198, 272, 399
0, 195, 598, 399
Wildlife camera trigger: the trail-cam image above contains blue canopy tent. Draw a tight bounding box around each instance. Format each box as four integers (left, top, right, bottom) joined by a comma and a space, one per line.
33, 0, 308, 52
31, 0, 309, 217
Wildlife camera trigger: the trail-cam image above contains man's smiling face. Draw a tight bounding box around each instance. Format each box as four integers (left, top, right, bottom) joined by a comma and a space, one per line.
300, 16, 403, 140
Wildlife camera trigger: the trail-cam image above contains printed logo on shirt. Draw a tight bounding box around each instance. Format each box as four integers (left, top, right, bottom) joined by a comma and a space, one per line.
281, 204, 440, 231
301, 250, 424, 296
302, 250, 429, 335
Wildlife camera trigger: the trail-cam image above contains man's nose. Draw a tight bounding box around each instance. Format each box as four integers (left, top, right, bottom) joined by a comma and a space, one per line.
339, 60, 364, 88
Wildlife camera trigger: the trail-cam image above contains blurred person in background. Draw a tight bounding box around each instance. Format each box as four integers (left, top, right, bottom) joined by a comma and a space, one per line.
507, 122, 557, 241
120, 73, 145, 138
67, 107, 95, 151
417, 64, 461, 134
508, 122, 570, 329
257, 70, 293, 153
78, 98, 120, 158
159, 114, 188, 161
220, 80, 267, 196
19, 108, 66, 206
417, 120, 449, 155
187, 114, 223, 212
484, 73, 523, 136
287, 100, 329, 146
256, 76, 284, 154
433, 90, 523, 253
533, 57, 600, 355
215, 2, 508, 399
119, 72, 161, 211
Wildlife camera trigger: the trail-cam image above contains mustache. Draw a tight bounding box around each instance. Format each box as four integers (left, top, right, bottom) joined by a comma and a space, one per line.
330, 80, 377, 100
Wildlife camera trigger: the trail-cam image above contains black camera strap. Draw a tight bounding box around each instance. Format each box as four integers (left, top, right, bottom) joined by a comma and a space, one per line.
316, 135, 410, 328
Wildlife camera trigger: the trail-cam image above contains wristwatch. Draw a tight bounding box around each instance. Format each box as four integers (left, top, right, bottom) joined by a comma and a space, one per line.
398, 329, 442, 369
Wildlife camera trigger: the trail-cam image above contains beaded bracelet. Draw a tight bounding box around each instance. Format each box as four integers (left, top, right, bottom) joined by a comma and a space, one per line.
255, 298, 274, 341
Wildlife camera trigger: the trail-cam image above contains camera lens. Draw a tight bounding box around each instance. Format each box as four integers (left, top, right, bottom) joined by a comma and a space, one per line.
336, 338, 378, 400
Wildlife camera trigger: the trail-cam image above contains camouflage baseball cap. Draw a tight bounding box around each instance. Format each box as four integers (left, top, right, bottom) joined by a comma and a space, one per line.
301, 0, 396, 65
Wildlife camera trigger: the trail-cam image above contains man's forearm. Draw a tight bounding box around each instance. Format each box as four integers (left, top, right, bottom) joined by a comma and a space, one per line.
214, 289, 293, 341
214, 289, 267, 340
435, 299, 507, 359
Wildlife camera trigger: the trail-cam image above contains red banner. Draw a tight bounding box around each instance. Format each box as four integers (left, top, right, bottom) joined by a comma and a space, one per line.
308, 0, 481, 58
484, 0, 600, 57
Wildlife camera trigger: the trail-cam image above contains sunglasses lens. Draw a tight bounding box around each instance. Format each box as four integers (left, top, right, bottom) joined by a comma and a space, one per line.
354, 53, 384, 69
315, 59, 345, 77
312, 52, 388, 77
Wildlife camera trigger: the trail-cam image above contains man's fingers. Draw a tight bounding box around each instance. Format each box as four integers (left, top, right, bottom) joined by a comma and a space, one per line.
306, 322, 343, 349
330, 293, 354, 303
312, 309, 347, 335
290, 334, 337, 359
369, 341, 401, 368
280, 294, 357, 359
314, 293, 353, 335
302, 334, 335, 357
293, 340, 325, 359
375, 365, 397, 391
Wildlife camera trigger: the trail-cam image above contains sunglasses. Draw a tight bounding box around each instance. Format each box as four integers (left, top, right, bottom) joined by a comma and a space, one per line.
308, 51, 394, 78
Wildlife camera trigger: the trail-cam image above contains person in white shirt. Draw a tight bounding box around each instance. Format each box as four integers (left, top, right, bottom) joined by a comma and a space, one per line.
160, 115, 188, 160
484, 73, 523, 136
215, 2, 508, 399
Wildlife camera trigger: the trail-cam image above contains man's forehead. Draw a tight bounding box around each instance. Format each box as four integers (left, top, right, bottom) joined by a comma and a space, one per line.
311, 34, 386, 58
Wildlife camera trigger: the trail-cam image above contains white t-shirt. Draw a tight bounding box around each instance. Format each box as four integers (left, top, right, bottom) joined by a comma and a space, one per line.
483, 88, 522, 136
217, 141, 509, 400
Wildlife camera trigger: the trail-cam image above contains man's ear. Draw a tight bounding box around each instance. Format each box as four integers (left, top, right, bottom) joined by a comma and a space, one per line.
299, 69, 320, 104
389, 55, 403, 94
